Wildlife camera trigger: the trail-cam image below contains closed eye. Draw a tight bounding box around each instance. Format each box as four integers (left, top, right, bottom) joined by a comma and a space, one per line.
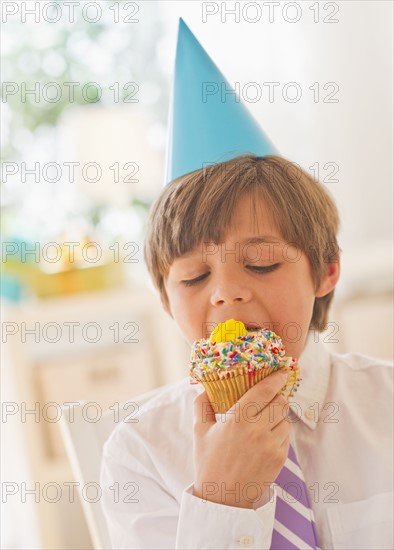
181, 272, 210, 287
247, 264, 280, 274
182, 264, 279, 286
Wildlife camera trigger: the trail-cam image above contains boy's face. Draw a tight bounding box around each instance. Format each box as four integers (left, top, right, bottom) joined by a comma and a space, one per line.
163, 193, 339, 359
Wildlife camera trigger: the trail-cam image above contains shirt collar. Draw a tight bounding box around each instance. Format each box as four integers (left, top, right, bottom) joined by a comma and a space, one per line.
288, 331, 331, 430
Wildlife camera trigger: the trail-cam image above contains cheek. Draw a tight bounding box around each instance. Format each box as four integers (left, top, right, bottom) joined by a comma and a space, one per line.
274, 289, 313, 355
261, 271, 303, 314
169, 289, 203, 331
263, 266, 315, 352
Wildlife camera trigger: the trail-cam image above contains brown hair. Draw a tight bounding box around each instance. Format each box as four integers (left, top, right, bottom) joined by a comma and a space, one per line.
144, 155, 340, 330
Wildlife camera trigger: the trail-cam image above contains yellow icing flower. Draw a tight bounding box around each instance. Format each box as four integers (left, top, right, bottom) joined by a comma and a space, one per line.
210, 318, 248, 343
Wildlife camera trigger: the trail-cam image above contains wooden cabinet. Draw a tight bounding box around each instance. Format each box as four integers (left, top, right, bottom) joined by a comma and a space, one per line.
35, 343, 158, 460
3, 287, 189, 549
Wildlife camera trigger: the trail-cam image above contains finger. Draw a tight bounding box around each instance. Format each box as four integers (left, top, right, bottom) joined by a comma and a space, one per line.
238, 370, 289, 412
272, 415, 292, 445
193, 391, 216, 434
277, 435, 291, 465
262, 397, 290, 429
237, 394, 286, 429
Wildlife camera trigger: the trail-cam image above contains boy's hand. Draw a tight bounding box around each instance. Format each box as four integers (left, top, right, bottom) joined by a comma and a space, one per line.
192, 370, 291, 509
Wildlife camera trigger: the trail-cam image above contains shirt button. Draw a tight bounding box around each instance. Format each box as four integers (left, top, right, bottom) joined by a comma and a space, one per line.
238, 535, 254, 547
304, 409, 315, 420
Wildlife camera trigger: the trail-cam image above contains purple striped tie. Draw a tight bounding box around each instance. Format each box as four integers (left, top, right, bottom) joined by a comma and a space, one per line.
270, 444, 321, 549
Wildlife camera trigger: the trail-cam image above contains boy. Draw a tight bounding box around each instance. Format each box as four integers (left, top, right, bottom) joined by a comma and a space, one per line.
101, 155, 393, 549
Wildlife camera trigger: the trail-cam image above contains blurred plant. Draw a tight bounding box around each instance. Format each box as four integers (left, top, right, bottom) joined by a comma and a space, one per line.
1, 0, 170, 251
1, 0, 169, 162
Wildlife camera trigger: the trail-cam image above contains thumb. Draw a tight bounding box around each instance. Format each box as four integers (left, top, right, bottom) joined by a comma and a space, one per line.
193, 391, 216, 434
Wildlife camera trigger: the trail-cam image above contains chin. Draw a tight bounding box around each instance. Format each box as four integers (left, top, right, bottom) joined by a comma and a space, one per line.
282, 338, 304, 361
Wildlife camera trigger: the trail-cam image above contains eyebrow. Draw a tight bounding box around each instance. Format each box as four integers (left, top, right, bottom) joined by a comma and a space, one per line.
239, 236, 282, 245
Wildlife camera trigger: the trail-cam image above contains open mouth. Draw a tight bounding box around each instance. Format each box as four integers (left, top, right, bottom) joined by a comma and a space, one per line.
246, 325, 261, 332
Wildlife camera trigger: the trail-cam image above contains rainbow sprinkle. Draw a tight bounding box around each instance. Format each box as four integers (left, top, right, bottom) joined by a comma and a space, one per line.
189, 323, 300, 398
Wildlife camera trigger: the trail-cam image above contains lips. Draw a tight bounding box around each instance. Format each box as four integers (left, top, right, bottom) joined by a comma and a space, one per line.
245, 324, 262, 332
211, 319, 262, 333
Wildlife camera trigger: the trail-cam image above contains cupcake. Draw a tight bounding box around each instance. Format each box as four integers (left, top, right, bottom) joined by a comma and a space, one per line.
189, 318, 300, 413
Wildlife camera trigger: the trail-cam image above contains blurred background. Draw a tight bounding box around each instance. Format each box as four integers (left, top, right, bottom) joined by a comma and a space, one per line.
1, 1, 393, 548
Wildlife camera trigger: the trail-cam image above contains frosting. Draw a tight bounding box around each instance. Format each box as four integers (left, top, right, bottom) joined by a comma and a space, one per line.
189, 318, 297, 381
210, 318, 248, 342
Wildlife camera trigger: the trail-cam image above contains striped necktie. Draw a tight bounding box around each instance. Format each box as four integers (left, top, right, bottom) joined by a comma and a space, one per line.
271, 444, 321, 549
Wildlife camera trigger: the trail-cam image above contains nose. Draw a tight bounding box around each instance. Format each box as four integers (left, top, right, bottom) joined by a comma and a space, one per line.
210, 272, 253, 306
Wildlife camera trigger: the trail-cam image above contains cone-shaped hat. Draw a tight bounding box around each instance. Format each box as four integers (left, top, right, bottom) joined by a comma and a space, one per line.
165, 18, 277, 184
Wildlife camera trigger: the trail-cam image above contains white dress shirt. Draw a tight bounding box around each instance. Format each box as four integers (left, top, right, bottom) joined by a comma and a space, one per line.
101, 333, 393, 549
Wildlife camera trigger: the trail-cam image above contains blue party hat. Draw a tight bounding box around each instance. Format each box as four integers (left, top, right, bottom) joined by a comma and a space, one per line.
165, 18, 278, 184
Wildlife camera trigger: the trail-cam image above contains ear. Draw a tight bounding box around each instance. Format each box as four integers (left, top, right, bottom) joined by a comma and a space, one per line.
315, 256, 341, 298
